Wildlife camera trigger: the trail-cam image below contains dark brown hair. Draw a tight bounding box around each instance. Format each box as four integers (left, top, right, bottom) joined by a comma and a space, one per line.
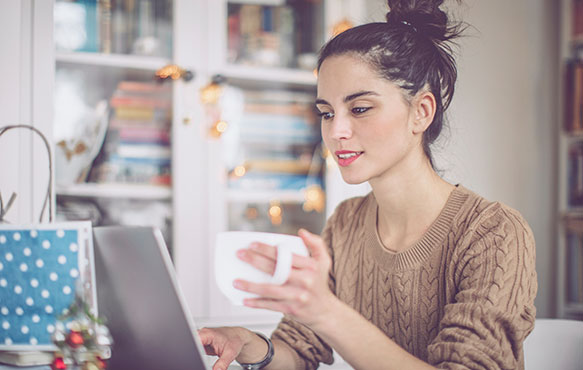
317, 0, 466, 169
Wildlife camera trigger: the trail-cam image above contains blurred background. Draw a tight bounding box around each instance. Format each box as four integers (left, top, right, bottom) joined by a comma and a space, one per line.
0, 0, 581, 339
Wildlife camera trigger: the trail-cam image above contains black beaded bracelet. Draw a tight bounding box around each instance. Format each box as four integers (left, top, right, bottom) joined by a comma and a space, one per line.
237, 332, 274, 370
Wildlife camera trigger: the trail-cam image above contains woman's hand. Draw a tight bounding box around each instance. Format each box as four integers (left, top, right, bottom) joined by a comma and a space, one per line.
198, 327, 266, 370
233, 228, 336, 328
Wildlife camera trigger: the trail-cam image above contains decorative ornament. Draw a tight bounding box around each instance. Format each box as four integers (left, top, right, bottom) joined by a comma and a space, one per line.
51, 290, 113, 370
51, 356, 67, 370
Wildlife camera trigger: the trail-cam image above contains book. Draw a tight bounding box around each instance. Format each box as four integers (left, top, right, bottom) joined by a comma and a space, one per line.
110, 95, 172, 109
113, 106, 169, 121
0, 351, 53, 366
99, 0, 112, 53
568, 143, 583, 206
0, 349, 111, 367
565, 60, 583, 132
116, 143, 171, 159
244, 102, 316, 120
574, 0, 583, 39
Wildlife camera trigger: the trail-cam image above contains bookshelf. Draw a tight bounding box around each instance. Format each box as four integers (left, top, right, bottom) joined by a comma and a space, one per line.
557, 0, 583, 320
51, 0, 370, 337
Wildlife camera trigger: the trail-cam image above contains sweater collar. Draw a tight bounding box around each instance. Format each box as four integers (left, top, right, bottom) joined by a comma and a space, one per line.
363, 184, 470, 271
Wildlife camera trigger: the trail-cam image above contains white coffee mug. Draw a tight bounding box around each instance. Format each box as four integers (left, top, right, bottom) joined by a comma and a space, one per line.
215, 231, 309, 305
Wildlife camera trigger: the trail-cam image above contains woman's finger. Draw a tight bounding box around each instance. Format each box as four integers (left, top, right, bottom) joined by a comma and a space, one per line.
248, 241, 277, 259
237, 248, 276, 275
213, 346, 239, 370
234, 279, 305, 301
243, 297, 296, 314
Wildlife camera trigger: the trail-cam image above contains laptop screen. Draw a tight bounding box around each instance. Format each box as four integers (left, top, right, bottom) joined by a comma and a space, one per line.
93, 226, 209, 370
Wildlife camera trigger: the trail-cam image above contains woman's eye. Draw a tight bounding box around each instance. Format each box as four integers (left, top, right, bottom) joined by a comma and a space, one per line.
352, 107, 371, 115
317, 111, 335, 120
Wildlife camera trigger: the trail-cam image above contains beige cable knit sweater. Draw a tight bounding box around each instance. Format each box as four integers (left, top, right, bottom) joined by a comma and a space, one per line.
272, 185, 537, 370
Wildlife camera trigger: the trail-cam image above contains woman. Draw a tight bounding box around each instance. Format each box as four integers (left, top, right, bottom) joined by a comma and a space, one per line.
198, 0, 537, 369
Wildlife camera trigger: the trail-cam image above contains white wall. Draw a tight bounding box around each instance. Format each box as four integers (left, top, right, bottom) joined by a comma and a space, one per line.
358, 0, 558, 317
0, 0, 55, 224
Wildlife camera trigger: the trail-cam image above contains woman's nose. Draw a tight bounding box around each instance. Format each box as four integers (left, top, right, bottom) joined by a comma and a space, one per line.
329, 114, 352, 140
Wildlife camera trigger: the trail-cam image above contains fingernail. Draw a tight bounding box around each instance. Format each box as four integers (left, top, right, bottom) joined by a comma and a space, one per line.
233, 280, 242, 289
249, 242, 259, 249
236, 249, 246, 258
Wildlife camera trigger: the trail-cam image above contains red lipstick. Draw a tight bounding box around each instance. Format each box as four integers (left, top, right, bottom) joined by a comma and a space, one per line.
335, 150, 363, 167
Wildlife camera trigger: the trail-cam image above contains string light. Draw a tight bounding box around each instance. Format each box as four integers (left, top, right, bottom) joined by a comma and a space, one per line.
208, 120, 228, 138
332, 18, 353, 37
200, 83, 223, 105
268, 201, 283, 225
303, 184, 325, 213
233, 165, 246, 177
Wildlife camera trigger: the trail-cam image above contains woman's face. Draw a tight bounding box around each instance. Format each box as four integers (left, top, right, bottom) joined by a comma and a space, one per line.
316, 54, 420, 185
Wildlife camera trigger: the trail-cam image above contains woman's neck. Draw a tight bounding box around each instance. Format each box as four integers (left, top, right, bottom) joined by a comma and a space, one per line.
369, 159, 455, 253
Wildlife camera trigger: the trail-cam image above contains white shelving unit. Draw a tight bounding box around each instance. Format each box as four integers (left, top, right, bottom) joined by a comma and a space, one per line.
556, 0, 583, 320
56, 51, 170, 71
56, 183, 172, 200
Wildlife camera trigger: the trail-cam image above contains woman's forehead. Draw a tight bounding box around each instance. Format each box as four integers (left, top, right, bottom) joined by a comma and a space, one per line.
317, 55, 399, 101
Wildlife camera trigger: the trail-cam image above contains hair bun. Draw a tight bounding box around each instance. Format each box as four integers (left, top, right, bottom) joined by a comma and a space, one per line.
385, 0, 449, 41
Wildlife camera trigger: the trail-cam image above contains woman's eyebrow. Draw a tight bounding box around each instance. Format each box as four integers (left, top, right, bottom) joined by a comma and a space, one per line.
315, 91, 379, 106
344, 90, 379, 102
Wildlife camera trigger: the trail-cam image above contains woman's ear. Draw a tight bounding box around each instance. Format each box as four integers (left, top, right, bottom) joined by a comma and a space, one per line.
411, 91, 436, 134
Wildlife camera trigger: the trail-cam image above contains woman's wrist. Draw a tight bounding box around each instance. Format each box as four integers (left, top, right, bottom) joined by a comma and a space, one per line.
309, 295, 350, 340
235, 329, 271, 365
237, 332, 274, 369
307, 293, 344, 334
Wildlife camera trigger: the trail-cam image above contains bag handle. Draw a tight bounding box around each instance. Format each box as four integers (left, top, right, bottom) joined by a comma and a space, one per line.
0, 124, 53, 223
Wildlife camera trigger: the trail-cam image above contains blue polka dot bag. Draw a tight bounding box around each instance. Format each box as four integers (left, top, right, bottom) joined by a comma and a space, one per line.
0, 221, 96, 351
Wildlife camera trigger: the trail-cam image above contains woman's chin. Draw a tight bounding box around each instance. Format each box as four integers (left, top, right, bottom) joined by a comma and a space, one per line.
339, 172, 368, 185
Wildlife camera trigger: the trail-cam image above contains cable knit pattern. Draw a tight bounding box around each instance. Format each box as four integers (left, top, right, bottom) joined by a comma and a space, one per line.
271, 185, 537, 369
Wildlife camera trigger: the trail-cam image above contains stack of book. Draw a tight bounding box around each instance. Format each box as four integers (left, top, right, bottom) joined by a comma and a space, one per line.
54, 0, 172, 57
227, 3, 295, 68
228, 89, 323, 192
88, 81, 172, 186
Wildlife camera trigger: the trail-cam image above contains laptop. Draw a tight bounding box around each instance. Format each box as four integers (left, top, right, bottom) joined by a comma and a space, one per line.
93, 226, 212, 370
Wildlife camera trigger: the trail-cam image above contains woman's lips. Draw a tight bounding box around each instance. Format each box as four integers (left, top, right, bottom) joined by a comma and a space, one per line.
335, 150, 363, 167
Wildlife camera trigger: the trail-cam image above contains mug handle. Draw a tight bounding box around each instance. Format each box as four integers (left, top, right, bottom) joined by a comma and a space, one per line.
271, 245, 294, 285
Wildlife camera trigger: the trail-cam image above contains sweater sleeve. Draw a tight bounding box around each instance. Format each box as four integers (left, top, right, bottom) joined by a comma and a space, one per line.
270, 207, 339, 369
427, 205, 537, 370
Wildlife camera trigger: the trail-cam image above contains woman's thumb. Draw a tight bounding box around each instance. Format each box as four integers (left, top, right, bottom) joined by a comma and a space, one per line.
298, 228, 328, 260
